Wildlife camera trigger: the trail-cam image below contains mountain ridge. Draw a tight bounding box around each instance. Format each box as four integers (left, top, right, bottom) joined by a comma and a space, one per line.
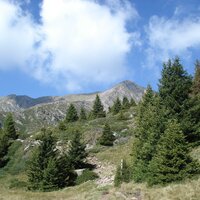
0, 80, 145, 133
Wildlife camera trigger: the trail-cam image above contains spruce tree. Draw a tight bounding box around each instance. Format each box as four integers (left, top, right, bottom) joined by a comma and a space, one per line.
79, 107, 87, 121
130, 98, 137, 107
132, 89, 166, 182
148, 120, 200, 186
112, 97, 122, 115
159, 57, 192, 118
92, 94, 106, 118
27, 130, 57, 190
99, 123, 115, 146
0, 130, 10, 167
191, 60, 200, 96
68, 131, 87, 169
4, 113, 18, 140
27, 129, 76, 191
182, 61, 200, 145
65, 104, 78, 122
122, 96, 130, 110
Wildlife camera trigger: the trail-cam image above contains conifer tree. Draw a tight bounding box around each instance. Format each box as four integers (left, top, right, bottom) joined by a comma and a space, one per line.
159, 57, 192, 118
148, 120, 200, 185
130, 98, 137, 107
91, 94, 106, 118
79, 107, 87, 121
191, 60, 200, 96
99, 123, 115, 146
68, 131, 87, 169
132, 88, 166, 182
4, 113, 18, 140
112, 97, 122, 115
122, 96, 130, 110
65, 104, 78, 122
0, 130, 10, 167
182, 61, 200, 145
27, 130, 57, 190
27, 129, 76, 191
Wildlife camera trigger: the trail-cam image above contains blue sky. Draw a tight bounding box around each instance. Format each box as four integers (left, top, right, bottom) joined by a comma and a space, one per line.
0, 0, 200, 97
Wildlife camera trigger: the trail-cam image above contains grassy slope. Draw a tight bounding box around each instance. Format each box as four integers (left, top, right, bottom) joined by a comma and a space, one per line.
0, 107, 200, 200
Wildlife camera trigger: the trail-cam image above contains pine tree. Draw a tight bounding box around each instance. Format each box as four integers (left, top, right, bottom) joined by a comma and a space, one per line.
159, 57, 192, 118
117, 110, 126, 120
122, 96, 130, 110
132, 90, 166, 182
148, 120, 200, 186
91, 94, 106, 118
68, 131, 87, 169
65, 104, 78, 122
182, 61, 200, 145
191, 60, 200, 96
112, 97, 122, 115
4, 113, 18, 140
0, 130, 10, 167
79, 107, 87, 121
27, 129, 57, 190
130, 98, 137, 107
99, 123, 115, 146
27, 129, 76, 191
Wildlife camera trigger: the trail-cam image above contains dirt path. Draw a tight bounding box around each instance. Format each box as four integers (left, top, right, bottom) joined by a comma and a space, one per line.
87, 156, 116, 187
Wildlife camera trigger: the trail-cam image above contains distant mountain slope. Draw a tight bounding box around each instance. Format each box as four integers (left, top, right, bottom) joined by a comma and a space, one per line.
0, 80, 145, 133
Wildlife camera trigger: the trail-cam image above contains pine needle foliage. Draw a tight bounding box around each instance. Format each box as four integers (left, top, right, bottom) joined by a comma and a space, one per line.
148, 120, 200, 186
99, 123, 115, 146
66, 104, 78, 122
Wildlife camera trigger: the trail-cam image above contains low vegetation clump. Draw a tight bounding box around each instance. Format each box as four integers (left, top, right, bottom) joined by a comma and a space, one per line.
76, 169, 98, 185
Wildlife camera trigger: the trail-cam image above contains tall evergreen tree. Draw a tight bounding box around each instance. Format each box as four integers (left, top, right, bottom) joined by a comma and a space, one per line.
182, 61, 200, 145
68, 131, 87, 169
132, 88, 166, 182
4, 113, 18, 140
130, 98, 137, 107
112, 97, 122, 115
99, 123, 115, 146
65, 104, 78, 122
27, 129, 75, 191
148, 120, 200, 186
158, 57, 192, 118
79, 107, 87, 121
27, 130, 57, 190
122, 96, 130, 110
191, 60, 200, 96
91, 94, 106, 118
0, 130, 10, 167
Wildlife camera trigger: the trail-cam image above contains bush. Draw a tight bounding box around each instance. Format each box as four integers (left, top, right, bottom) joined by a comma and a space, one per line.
76, 169, 98, 185
114, 160, 131, 187
9, 178, 27, 189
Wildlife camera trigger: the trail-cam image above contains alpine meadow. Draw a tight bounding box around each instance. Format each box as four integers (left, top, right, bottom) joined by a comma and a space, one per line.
0, 0, 200, 199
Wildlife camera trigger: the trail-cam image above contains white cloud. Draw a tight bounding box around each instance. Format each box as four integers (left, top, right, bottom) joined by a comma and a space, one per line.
0, 0, 139, 92
145, 13, 200, 70
0, 0, 40, 70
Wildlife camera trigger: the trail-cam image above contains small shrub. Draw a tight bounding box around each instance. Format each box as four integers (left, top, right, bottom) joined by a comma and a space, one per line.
76, 169, 98, 185
9, 178, 27, 189
114, 160, 131, 187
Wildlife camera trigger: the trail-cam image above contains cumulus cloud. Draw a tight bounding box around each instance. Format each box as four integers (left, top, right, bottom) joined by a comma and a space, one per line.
0, 0, 139, 92
0, 0, 40, 70
145, 12, 200, 70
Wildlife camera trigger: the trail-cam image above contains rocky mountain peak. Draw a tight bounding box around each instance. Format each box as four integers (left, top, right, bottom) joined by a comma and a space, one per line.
0, 80, 145, 133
